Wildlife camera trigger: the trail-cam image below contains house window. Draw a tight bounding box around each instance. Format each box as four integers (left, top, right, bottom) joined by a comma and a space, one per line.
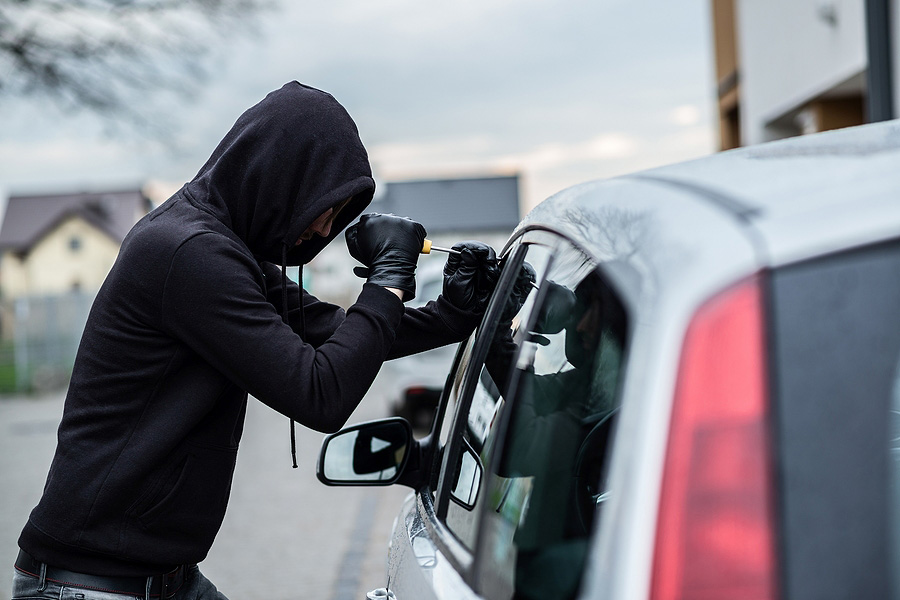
69, 236, 82, 252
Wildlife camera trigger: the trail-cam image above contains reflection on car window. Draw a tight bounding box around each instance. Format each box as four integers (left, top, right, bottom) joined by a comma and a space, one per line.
477, 245, 628, 600
438, 335, 475, 449
891, 357, 900, 594
443, 243, 553, 550
768, 239, 900, 600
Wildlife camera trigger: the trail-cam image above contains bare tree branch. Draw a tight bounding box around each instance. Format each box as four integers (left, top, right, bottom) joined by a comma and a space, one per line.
0, 0, 274, 136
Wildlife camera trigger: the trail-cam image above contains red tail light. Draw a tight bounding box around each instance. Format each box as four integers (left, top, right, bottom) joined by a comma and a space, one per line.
651, 276, 778, 600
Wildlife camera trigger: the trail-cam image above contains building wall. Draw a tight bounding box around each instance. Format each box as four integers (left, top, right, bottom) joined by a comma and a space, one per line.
736, 0, 868, 145
712, 0, 742, 149
376, 175, 521, 235
1, 216, 120, 299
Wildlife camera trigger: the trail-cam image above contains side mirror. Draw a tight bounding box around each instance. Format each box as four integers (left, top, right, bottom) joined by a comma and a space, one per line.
317, 418, 414, 486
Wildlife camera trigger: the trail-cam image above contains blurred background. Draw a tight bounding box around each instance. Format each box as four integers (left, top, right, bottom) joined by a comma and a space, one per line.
0, 0, 723, 393
0, 0, 897, 598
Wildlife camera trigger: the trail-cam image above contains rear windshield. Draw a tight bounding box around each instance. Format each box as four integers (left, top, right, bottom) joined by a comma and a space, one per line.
768, 238, 900, 600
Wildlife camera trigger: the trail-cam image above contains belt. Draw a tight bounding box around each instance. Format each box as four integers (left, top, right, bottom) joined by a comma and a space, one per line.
15, 549, 188, 598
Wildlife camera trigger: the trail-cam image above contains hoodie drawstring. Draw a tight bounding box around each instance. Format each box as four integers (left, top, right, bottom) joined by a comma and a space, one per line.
282, 244, 302, 469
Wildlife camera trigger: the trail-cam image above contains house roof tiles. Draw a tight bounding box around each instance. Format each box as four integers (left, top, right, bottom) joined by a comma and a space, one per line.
0, 190, 149, 253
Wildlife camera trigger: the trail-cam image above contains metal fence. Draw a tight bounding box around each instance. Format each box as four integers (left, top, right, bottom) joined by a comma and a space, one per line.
0, 292, 93, 394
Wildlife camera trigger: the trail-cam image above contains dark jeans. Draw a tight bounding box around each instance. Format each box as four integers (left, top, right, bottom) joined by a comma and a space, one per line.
11, 564, 229, 600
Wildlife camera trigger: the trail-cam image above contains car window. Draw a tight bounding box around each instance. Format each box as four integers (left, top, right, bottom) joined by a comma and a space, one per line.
474, 245, 628, 600
768, 239, 900, 600
440, 241, 554, 551
431, 242, 525, 496
437, 336, 475, 449
433, 239, 528, 454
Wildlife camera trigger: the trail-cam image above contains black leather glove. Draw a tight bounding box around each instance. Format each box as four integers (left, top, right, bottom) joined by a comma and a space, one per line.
442, 241, 500, 314
345, 213, 426, 301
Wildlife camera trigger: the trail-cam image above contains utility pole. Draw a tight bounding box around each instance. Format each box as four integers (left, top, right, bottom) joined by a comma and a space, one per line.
865, 0, 895, 121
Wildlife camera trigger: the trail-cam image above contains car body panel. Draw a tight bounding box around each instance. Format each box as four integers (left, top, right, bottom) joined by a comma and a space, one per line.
580, 122, 900, 600
631, 120, 900, 266
512, 179, 760, 600
321, 119, 900, 600
386, 492, 481, 600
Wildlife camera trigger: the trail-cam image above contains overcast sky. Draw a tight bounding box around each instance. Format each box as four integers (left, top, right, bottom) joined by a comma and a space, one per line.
0, 0, 716, 214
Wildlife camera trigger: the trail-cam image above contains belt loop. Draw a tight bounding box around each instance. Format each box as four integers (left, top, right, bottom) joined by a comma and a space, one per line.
145, 575, 153, 600
37, 562, 47, 592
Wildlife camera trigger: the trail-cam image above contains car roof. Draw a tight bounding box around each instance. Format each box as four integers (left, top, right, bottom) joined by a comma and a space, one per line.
638, 119, 900, 218
517, 119, 900, 271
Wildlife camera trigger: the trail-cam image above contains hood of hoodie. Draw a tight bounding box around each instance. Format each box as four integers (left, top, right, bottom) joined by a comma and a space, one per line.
182, 81, 375, 266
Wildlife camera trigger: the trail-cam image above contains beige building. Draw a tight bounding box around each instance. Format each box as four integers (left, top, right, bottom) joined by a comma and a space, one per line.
0, 190, 150, 299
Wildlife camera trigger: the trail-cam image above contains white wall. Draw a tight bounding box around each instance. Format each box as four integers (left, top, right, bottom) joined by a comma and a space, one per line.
737, 0, 868, 144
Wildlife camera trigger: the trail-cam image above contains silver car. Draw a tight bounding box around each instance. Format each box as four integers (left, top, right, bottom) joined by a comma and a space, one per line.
318, 119, 900, 600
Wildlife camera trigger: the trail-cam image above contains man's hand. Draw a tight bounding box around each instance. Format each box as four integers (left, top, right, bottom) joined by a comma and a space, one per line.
442, 241, 500, 314
345, 213, 426, 301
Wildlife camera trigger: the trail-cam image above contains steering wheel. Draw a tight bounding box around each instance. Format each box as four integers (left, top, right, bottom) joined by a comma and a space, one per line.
573, 408, 618, 533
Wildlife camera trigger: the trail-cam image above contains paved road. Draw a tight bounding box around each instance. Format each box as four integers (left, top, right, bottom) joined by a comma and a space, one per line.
0, 372, 411, 600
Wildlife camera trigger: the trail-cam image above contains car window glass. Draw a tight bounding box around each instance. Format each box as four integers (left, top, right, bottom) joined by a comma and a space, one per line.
435, 241, 524, 453
476, 248, 628, 600
437, 335, 475, 449
442, 242, 554, 551
769, 239, 900, 600
892, 358, 900, 593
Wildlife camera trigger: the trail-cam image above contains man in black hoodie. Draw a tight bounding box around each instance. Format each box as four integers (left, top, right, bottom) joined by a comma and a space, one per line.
12, 82, 498, 600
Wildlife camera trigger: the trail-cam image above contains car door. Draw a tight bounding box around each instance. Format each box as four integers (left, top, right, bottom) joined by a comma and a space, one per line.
394, 229, 630, 600
317, 229, 631, 600
381, 237, 549, 600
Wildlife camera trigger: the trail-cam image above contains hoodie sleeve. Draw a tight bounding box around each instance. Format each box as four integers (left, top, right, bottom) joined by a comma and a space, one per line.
260, 258, 481, 359
387, 296, 483, 359
161, 233, 404, 432
260, 261, 346, 347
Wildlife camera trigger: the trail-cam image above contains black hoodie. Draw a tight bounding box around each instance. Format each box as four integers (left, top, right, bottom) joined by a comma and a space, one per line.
18, 82, 479, 576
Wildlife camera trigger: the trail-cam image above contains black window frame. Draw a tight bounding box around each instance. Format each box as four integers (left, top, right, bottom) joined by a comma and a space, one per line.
410, 239, 530, 575
471, 240, 629, 600
422, 226, 633, 591
435, 240, 533, 522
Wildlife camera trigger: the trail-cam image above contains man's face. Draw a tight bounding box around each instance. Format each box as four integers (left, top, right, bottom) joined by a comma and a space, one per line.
295, 197, 352, 246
